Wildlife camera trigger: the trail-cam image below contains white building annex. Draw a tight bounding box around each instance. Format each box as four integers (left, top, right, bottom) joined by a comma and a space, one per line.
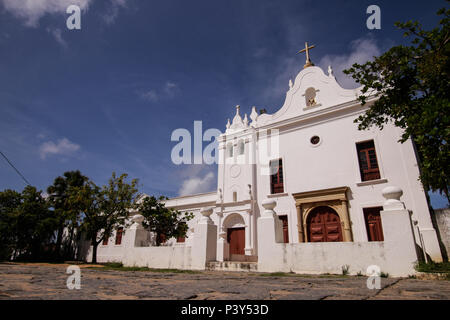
82, 46, 444, 277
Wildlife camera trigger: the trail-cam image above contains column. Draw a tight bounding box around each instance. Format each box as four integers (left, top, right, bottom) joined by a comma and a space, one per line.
192, 207, 217, 269
296, 204, 304, 242
341, 200, 353, 242
245, 211, 253, 255
380, 186, 418, 276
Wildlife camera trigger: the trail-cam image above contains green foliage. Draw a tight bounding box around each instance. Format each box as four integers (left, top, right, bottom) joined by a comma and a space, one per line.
47, 170, 88, 260
138, 195, 194, 246
415, 261, 450, 273
0, 186, 57, 261
69, 172, 139, 263
0, 189, 21, 260
98, 262, 200, 273
344, 6, 450, 203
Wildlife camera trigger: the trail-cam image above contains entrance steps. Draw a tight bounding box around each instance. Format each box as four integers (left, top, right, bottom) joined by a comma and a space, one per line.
206, 261, 258, 272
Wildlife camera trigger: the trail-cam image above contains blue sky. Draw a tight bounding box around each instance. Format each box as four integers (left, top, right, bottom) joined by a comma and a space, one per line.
0, 0, 447, 208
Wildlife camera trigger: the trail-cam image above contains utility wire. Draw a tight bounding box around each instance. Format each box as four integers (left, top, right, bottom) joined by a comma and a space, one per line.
0, 150, 31, 186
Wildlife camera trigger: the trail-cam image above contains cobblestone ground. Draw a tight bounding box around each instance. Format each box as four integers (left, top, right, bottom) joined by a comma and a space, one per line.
0, 263, 448, 300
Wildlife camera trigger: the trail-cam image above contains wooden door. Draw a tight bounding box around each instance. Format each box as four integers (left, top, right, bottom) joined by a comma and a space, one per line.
307, 206, 343, 242
227, 227, 245, 255
279, 215, 289, 243
364, 207, 384, 241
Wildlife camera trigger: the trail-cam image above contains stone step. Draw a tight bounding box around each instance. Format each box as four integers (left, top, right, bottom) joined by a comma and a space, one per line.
206, 261, 258, 272
229, 254, 258, 262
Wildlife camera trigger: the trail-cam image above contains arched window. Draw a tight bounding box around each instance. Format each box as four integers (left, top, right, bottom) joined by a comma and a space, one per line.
305, 87, 317, 107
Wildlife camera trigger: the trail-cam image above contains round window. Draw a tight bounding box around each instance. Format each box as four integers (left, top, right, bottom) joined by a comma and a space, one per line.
310, 136, 320, 145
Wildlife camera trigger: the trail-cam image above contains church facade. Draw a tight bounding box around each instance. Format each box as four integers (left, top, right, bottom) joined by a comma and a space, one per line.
82, 57, 443, 277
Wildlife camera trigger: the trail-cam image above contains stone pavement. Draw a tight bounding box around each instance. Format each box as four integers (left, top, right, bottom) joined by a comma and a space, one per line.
0, 263, 448, 300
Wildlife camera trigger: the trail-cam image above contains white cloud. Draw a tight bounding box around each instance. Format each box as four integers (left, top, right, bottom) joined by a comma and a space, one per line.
46, 27, 67, 48
140, 90, 158, 102
102, 0, 128, 25
164, 81, 178, 97
178, 171, 216, 196
139, 81, 179, 103
1, 0, 131, 27
39, 137, 80, 159
0, 0, 92, 27
319, 37, 381, 89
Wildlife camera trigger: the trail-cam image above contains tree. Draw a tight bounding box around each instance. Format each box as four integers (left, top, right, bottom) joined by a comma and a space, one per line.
0, 189, 21, 260
14, 186, 57, 260
344, 7, 450, 203
47, 170, 88, 260
71, 172, 139, 263
138, 196, 194, 246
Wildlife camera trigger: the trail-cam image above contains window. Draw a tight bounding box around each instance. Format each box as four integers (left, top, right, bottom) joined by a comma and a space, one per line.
310, 136, 320, 145
270, 159, 284, 194
115, 227, 123, 245
356, 140, 380, 181
233, 191, 237, 202
102, 237, 108, 246
305, 87, 317, 107
227, 143, 233, 158
157, 233, 166, 245
238, 140, 245, 155
279, 215, 289, 243
363, 207, 384, 241
177, 223, 187, 243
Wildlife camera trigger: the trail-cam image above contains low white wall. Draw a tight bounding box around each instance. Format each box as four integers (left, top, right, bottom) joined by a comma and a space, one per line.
122, 246, 192, 269
258, 242, 394, 275
86, 245, 192, 269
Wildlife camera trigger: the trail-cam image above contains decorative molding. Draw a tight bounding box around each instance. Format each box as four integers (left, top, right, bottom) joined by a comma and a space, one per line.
356, 178, 388, 187
267, 192, 289, 198
293, 186, 353, 243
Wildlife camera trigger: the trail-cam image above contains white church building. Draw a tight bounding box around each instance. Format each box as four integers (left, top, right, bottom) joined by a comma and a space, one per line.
82, 48, 443, 277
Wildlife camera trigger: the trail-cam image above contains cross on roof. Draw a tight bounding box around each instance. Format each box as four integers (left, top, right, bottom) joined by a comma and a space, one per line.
297, 42, 316, 69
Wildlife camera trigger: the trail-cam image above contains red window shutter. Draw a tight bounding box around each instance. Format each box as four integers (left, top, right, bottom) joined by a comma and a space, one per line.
270, 159, 284, 194
363, 207, 384, 241
157, 233, 166, 244
356, 141, 380, 181
177, 236, 185, 243
279, 215, 289, 243
115, 228, 123, 245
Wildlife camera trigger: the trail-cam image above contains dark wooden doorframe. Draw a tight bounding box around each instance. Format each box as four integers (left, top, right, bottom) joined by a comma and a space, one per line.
279, 215, 289, 243
227, 227, 245, 256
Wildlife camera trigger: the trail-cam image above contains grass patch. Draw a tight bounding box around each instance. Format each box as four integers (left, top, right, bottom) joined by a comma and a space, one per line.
341, 265, 350, 276
93, 262, 201, 274
415, 261, 450, 274
260, 272, 292, 277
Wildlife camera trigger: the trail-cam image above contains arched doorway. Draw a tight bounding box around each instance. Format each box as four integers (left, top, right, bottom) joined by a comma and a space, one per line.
307, 206, 343, 242
222, 213, 246, 260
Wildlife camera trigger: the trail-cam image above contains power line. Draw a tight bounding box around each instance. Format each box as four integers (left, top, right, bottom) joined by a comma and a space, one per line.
0, 150, 31, 186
